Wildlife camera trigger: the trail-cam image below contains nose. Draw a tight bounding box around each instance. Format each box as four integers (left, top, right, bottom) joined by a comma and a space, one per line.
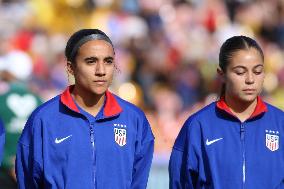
95, 61, 106, 76
245, 72, 254, 84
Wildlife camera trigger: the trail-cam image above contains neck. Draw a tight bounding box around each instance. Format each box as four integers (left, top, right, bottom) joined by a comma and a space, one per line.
72, 85, 105, 116
225, 95, 258, 122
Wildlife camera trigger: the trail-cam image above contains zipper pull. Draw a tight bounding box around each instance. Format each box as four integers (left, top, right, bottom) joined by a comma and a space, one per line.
240, 123, 245, 140
90, 123, 95, 146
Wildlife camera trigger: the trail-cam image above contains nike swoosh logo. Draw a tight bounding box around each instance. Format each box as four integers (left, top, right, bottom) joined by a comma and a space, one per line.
55, 135, 72, 144
206, 138, 223, 146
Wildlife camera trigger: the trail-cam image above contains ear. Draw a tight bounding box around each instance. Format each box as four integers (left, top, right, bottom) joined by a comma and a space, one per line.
217, 67, 225, 82
67, 61, 74, 76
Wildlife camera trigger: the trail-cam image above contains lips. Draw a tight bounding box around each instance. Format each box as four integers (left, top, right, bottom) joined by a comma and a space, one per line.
94, 80, 107, 85
243, 89, 256, 94
243, 89, 256, 91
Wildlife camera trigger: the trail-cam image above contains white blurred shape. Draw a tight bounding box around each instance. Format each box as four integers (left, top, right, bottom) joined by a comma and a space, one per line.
118, 82, 137, 102
159, 4, 176, 23
0, 51, 33, 81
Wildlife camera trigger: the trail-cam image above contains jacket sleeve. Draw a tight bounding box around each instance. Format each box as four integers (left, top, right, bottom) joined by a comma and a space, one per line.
131, 114, 154, 189
0, 119, 5, 166
16, 113, 43, 189
169, 117, 201, 189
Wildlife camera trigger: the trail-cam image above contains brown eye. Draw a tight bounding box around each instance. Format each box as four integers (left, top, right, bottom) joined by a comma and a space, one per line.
106, 60, 113, 64
87, 60, 95, 64
85, 57, 97, 64
105, 58, 114, 65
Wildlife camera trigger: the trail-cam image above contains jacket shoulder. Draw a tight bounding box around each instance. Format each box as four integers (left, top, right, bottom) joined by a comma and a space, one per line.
265, 103, 284, 113
178, 102, 216, 135
113, 94, 146, 117
30, 95, 60, 117
19, 96, 60, 145
186, 102, 217, 122
264, 103, 284, 121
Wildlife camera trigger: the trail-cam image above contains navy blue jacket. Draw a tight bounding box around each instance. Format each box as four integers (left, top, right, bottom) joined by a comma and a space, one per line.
16, 86, 154, 189
169, 97, 284, 189
0, 118, 5, 166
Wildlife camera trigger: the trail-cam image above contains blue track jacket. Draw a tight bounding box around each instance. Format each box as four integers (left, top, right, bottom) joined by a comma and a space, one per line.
169, 97, 284, 189
0, 119, 5, 166
16, 86, 154, 189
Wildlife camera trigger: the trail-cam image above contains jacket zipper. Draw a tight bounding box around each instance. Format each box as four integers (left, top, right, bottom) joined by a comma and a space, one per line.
240, 123, 245, 189
90, 122, 96, 189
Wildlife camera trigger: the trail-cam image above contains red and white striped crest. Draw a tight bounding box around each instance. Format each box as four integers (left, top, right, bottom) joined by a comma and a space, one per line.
114, 128, 127, 146
266, 133, 279, 151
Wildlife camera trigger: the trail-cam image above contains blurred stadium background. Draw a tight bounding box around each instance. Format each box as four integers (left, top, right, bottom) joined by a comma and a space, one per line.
1, 0, 284, 188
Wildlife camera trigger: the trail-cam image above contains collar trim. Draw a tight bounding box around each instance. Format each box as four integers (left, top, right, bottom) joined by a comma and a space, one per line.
60, 86, 79, 113
216, 96, 267, 119
60, 85, 122, 117
104, 90, 122, 117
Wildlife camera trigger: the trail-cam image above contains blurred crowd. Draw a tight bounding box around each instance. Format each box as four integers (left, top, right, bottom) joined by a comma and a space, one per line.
1, 0, 284, 188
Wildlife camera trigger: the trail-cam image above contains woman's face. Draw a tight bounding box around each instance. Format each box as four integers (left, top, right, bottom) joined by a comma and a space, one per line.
68, 40, 115, 96
223, 48, 265, 103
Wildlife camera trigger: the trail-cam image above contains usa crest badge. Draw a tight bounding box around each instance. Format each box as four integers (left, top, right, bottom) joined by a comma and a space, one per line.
266, 130, 279, 152
114, 128, 127, 146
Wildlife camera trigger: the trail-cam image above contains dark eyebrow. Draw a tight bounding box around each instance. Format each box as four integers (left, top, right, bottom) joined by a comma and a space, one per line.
253, 64, 264, 69
232, 65, 246, 70
232, 64, 264, 70
84, 56, 114, 62
84, 57, 97, 62
104, 56, 114, 61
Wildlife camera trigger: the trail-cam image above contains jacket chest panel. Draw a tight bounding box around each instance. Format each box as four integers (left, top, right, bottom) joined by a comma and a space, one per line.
43, 118, 91, 159
202, 121, 243, 181
94, 122, 136, 155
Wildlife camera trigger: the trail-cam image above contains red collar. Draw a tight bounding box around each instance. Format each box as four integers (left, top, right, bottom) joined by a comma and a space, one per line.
60, 85, 122, 117
216, 96, 267, 119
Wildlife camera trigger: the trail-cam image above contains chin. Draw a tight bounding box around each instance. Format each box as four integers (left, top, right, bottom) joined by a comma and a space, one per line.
91, 88, 108, 96
92, 90, 107, 96
240, 95, 258, 103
